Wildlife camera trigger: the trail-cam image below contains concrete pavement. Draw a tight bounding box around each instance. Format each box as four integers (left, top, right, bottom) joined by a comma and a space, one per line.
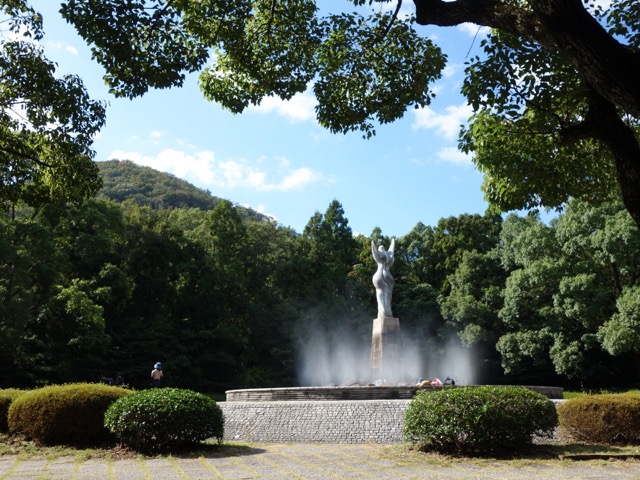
1, 443, 640, 479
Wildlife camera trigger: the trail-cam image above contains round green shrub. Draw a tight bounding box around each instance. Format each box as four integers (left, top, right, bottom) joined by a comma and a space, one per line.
404, 386, 558, 454
0, 389, 27, 433
558, 393, 640, 444
104, 388, 224, 451
8, 383, 131, 445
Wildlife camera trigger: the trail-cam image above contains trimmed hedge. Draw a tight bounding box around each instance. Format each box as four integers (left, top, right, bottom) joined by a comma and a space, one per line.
0, 389, 26, 433
8, 383, 131, 445
558, 394, 640, 444
404, 386, 558, 454
104, 388, 224, 452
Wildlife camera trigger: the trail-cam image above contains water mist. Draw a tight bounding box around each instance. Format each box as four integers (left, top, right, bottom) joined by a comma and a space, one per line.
296, 322, 477, 386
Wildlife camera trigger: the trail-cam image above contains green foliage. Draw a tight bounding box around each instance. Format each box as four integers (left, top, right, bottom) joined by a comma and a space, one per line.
497, 214, 557, 270
60, 0, 209, 98
0, 3, 106, 216
397, 213, 502, 296
0, 389, 26, 432
404, 386, 558, 454
491, 198, 640, 382
598, 286, 640, 355
52, 280, 108, 349
299, 199, 358, 301
104, 388, 224, 452
61, 0, 445, 137
0, 213, 70, 387
460, 32, 618, 214
608, 0, 640, 47
313, 11, 445, 136
558, 394, 640, 444
440, 250, 506, 347
292, 200, 368, 383
7, 383, 131, 445
199, 0, 322, 114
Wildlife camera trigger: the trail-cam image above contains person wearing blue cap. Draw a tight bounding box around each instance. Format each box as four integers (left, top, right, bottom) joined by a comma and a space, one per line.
151, 362, 163, 387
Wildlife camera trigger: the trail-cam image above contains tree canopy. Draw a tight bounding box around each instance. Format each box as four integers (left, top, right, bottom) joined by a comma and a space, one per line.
0, 1, 105, 218
57, 0, 640, 227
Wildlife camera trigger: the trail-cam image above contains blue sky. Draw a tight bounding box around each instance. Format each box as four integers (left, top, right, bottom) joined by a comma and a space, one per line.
33, 1, 494, 237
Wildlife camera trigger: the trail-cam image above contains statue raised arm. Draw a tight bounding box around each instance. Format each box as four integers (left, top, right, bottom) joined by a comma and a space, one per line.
371, 239, 395, 318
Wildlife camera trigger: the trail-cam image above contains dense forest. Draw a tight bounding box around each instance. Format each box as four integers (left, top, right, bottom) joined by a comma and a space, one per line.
1, 160, 639, 392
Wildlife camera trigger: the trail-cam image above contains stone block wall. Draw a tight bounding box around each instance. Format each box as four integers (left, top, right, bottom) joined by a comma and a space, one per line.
220, 400, 409, 444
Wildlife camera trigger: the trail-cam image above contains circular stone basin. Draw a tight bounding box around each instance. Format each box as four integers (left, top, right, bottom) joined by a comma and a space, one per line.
225, 384, 563, 401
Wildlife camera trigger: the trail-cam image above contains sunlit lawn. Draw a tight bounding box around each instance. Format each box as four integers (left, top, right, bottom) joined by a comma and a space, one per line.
563, 389, 640, 399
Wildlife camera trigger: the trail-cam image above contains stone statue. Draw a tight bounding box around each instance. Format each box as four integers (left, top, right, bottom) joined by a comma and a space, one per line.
371, 239, 395, 318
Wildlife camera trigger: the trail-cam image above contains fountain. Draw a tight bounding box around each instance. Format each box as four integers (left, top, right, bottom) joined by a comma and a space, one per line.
221, 239, 563, 443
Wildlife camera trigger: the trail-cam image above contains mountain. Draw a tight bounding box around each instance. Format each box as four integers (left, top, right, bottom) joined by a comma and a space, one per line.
97, 159, 269, 222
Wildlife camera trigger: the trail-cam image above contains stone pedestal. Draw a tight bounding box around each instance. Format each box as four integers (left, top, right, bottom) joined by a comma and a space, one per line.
370, 317, 402, 383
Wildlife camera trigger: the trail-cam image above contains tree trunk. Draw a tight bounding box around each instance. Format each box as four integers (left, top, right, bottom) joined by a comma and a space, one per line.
588, 96, 640, 231
413, 0, 640, 117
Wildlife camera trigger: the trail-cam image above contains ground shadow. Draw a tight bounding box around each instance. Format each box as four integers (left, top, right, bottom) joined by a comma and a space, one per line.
162, 442, 267, 459
407, 442, 639, 461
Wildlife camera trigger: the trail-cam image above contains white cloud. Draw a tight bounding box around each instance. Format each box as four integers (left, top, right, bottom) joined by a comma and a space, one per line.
46, 40, 78, 55
215, 160, 256, 188
275, 168, 321, 191
150, 131, 163, 138
412, 103, 473, 140
437, 147, 473, 166
408, 147, 473, 167
108, 148, 322, 192
251, 91, 317, 122
442, 64, 462, 78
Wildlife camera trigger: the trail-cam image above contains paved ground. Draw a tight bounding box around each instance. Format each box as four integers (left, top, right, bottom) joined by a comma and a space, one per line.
1, 443, 640, 480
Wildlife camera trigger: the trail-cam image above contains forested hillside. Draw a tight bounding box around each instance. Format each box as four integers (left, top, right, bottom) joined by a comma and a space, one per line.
97, 159, 269, 222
